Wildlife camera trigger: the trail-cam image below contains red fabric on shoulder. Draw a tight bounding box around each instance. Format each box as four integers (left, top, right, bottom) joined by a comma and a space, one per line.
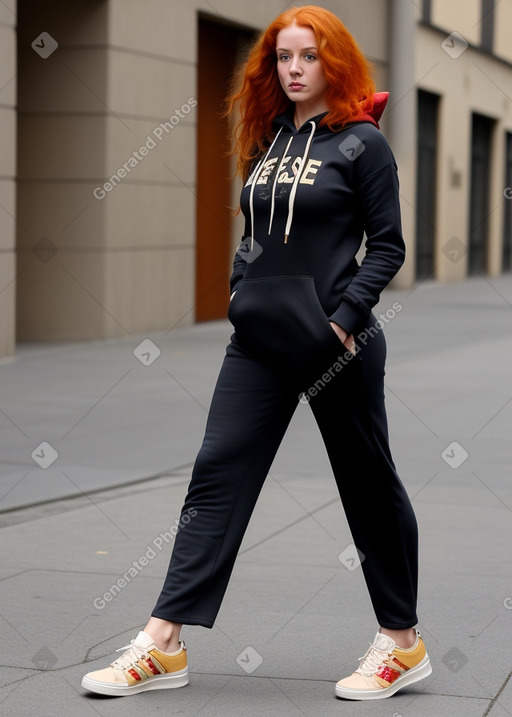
356, 91, 389, 129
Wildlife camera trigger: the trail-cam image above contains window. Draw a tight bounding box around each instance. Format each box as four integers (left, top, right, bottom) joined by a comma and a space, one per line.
468, 113, 495, 275
481, 0, 495, 52
503, 133, 512, 271
415, 90, 439, 279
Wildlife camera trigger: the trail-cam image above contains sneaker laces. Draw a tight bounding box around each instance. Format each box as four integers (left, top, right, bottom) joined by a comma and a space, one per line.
356, 644, 392, 677
111, 639, 152, 679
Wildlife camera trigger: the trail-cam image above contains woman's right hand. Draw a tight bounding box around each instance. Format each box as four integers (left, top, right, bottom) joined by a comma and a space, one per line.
329, 321, 356, 355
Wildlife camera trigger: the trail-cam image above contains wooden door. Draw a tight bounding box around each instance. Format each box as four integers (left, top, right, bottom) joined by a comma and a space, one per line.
195, 18, 250, 321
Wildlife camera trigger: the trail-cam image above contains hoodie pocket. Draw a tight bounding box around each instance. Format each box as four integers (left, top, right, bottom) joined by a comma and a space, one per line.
228, 275, 338, 372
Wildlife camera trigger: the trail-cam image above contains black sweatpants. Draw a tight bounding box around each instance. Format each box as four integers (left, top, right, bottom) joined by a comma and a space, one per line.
152, 315, 418, 630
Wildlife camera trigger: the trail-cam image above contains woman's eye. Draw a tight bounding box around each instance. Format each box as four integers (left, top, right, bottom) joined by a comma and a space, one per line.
278, 54, 290, 61
305, 54, 316, 61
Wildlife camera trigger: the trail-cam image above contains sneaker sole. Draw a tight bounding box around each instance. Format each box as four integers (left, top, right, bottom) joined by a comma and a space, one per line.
81, 668, 188, 696
335, 655, 432, 701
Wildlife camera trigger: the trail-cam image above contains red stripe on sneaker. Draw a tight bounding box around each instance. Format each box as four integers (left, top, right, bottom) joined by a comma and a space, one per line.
392, 656, 409, 671
376, 665, 402, 685
144, 657, 161, 675
127, 668, 141, 681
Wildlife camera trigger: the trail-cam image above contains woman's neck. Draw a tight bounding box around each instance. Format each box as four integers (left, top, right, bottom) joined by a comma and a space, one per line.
293, 101, 329, 129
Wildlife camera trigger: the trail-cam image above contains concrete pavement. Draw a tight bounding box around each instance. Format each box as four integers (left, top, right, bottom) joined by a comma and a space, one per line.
0, 275, 511, 716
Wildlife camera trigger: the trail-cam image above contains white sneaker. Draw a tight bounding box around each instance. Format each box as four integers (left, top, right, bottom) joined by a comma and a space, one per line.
335, 630, 432, 700
82, 630, 188, 696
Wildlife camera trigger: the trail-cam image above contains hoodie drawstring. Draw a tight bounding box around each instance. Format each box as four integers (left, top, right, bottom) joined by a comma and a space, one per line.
248, 128, 283, 252
249, 121, 318, 247
268, 135, 294, 236
284, 121, 317, 243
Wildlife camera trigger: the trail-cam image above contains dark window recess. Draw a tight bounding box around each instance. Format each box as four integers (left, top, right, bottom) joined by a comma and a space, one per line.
503, 133, 512, 271
481, 0, 495, 52
415, 90, 439, 279
468, 113, 494, 275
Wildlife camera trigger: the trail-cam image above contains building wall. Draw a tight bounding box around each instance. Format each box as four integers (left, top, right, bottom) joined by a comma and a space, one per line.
416, 22, 512, 281
494, 1, 512, 63
16, 0, 110, 340
0, 1, 16, 357
431, 0, 482, 46
10, 0, 512, 353
14, 0, 390, 345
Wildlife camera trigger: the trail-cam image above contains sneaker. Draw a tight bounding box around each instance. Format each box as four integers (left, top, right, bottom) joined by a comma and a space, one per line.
81, 630, 188, 696
335, 629, 431, 700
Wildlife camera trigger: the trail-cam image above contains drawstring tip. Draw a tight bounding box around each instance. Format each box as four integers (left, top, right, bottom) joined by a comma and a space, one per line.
284, 234, 288, 244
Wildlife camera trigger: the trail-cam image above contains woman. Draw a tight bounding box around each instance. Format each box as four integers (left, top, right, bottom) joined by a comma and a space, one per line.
82, 5, 431, 701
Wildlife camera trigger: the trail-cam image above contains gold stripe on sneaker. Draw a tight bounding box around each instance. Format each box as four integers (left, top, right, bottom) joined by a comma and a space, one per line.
125, 662, 149, 684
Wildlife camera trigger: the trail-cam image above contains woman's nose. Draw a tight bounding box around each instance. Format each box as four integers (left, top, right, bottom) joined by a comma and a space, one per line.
289, 59, 302, 75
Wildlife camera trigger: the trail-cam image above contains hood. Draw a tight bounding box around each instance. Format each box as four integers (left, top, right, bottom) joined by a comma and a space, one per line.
352, 91, 389, 129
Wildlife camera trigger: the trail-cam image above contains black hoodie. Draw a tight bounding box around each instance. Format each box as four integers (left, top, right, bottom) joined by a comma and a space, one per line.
228, 93, 405, 369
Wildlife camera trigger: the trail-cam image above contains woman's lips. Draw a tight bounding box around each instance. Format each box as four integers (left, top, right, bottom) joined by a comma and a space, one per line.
289, 83, 304, 90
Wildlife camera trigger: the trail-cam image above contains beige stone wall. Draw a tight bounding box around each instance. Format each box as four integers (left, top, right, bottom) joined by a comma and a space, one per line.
0, 1, 16, 356
416, 24, 512, 281
494, 0, 512, 64
431, 0, 482, 45
16, 0, 109, 340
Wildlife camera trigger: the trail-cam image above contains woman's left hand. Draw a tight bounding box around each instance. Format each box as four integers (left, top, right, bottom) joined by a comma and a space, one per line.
329, 321, 356, 355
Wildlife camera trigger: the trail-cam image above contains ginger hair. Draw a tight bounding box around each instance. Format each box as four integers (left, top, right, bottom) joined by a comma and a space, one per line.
225, 5, 375, 180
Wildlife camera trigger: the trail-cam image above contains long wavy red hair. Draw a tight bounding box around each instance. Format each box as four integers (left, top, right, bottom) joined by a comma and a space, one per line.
226, 5, 376, 180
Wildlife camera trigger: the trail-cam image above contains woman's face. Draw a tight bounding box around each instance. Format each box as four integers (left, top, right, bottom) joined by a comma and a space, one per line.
276, 22, 329, 113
